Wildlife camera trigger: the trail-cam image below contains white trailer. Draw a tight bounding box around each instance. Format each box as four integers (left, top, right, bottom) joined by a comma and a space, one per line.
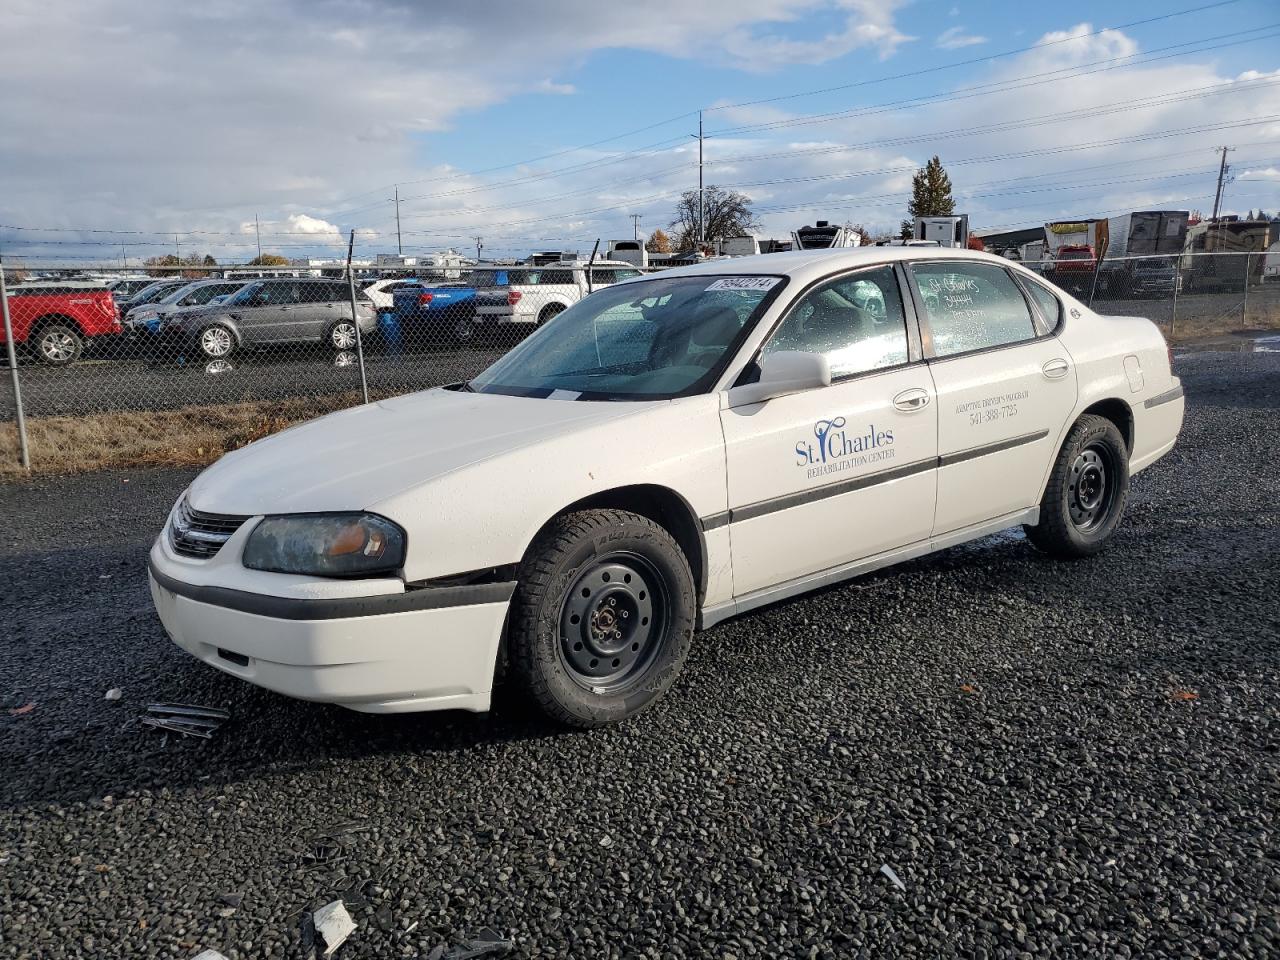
608, 239, 649, 269
791, 221, 861, 249
913, 215, 969, 248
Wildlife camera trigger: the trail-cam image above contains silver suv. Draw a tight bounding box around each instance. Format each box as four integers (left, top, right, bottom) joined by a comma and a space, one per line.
160, 278, 376, 359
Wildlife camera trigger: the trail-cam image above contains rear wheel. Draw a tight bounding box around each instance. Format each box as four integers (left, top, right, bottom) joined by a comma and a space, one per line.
538, 303, 566, 326
507, 509, 696, 727
197, 324, 235, 360
1025, 414, 1129, 558
35, 323, 83, 366
328, 319, 359, 351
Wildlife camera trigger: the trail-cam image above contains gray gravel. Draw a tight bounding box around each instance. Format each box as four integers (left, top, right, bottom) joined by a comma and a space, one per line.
1, 351, 1278, 958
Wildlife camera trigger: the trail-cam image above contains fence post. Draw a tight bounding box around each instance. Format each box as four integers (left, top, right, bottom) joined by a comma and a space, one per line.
1170, 264, 1179, 341
1242, 252, 1251, 331
0, 256, 31, 471
345, 229, 370, 405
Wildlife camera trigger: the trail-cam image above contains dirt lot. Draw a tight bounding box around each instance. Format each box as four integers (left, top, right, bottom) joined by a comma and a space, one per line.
1, 351, 1278, 958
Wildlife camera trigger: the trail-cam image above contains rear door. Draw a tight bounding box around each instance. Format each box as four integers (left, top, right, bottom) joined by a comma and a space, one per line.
906, 259, 1077, 536
244, 280, 302, 342
720, 264, 939, 597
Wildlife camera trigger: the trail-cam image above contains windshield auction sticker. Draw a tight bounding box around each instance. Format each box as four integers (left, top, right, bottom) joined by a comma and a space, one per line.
706, 277, 781, 291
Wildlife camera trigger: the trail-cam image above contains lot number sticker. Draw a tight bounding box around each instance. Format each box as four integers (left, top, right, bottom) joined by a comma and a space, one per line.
706, 277, 781, 291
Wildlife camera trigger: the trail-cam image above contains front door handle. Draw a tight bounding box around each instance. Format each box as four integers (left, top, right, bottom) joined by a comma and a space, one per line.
1042, 358, 1070, 380
893, 387, 931, 412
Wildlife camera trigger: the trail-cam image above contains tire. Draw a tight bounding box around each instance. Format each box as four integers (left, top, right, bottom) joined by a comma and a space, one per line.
328, 319, 359, 351
197, 324, 236, 360
452, 313, 477, 345
1025, 414, 1130, 558
538, 303, 566, 326
507, 509, 696, 727
34, 322, 83, 366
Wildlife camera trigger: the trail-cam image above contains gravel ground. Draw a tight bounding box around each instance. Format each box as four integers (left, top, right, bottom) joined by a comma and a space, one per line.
1, 351, 1277, 959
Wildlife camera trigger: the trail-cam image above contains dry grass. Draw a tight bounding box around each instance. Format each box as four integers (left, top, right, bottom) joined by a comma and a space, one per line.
0, 394, 367, 479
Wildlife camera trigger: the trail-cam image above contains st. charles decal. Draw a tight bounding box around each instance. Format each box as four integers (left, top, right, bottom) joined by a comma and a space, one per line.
795, 416, 896, 479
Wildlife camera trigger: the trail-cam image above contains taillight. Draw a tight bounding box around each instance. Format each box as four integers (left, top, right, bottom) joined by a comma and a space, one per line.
507, 290, 522, 306
418, 292, 433, 305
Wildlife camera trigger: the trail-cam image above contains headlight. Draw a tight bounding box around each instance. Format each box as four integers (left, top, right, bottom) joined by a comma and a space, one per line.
242, 513, 406, 577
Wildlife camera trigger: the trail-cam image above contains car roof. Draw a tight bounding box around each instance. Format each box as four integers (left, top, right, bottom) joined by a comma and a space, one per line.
647, 245, 1019, 283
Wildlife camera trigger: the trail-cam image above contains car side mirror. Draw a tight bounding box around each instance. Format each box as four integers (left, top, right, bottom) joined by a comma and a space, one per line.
728, 351, 831, 406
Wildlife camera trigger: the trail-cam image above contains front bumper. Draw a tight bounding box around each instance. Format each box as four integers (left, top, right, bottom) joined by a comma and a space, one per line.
148, 536, 514, 714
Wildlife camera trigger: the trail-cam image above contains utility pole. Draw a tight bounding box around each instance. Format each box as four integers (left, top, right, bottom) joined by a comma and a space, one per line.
174, 233, 181, 265
394, 186, 403, 256
698, 110, 704, 248
474, 236, 483, 261
689, 111, 705, 250
630, 214, 641, 240
120, 243, 127, 271
1211, 146, 1234, 221
255, 214, 262, 261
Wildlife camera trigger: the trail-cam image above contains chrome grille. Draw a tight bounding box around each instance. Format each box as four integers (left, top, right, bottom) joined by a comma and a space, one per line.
168, 497, 250, 560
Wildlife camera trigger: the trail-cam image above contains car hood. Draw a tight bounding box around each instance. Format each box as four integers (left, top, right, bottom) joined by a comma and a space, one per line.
188, 388, 645, 515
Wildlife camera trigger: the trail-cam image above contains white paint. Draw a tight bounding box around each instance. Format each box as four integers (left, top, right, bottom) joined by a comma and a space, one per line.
152, 248, 1183, 713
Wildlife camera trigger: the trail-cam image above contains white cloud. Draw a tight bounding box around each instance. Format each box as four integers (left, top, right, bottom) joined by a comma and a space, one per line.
0, 0, 917, 260
936, 26, 988, 50
2, 8, 1278, 258
535, 79, 578, 96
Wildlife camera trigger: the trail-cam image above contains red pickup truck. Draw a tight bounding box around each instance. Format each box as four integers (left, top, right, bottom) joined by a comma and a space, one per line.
2, 283, 122, 365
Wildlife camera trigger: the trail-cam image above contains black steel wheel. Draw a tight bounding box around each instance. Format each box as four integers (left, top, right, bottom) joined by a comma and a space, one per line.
558, 553, 667, 692
1026, 414, 1130, 558
1066, 444, 1117, 532
507, 509, 696, 727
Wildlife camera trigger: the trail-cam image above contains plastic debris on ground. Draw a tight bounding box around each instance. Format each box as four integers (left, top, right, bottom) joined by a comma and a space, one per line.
879, 863, 906, 891
312, 899, 357, 957
140, 703, 230, 739
191, 951, 230, 960
105, 688, 123, 701
428, 927, 514, 958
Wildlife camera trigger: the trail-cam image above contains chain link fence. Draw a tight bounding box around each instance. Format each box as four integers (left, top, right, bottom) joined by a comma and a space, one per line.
2, 250, 1276, 475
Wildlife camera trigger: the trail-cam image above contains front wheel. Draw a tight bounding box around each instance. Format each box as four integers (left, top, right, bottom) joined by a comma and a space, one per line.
1025, 414, 1130, 558
507, 509, 696, 727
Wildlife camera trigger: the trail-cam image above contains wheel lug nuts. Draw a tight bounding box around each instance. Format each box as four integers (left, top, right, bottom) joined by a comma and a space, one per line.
608, 597, 616, 607
621, 611, 629, 618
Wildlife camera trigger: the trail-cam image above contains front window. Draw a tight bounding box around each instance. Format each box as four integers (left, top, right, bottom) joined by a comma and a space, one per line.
761, 266, 908, 379
469, 275, 785, 400
224, 282, 262, 305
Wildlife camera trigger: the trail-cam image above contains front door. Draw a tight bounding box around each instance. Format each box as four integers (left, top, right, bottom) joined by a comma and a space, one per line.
906, 260, 1078, 535
720, 264, 939, 598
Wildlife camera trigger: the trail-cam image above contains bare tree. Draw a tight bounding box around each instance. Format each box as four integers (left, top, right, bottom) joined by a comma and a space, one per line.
669, 185, 760, 249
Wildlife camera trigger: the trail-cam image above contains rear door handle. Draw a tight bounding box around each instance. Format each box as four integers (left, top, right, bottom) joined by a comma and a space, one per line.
893, 387, 931, 412
1042, 358, 1070, 380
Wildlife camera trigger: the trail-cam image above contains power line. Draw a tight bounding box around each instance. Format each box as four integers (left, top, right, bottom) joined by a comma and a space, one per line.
705, 0, 1247, 112
708, 26, 1280, 139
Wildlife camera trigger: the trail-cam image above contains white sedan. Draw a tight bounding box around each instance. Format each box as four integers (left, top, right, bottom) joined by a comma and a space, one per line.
147, 248, 1184, 726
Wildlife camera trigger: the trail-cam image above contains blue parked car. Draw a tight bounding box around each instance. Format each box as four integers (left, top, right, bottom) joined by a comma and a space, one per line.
391, 269, 510, 346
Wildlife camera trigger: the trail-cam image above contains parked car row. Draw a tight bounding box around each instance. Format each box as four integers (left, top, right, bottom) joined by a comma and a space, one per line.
392, 257, 643, 345
2, 277, 379, 364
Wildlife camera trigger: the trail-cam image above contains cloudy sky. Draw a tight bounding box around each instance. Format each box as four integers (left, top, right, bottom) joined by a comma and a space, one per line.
2, 0, 1278, 264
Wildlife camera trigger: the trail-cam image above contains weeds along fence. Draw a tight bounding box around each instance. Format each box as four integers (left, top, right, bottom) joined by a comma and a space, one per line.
1, 251, 1277, 475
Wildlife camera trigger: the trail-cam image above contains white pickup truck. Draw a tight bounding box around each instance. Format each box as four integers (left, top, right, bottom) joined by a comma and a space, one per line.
473, 258, 642, 332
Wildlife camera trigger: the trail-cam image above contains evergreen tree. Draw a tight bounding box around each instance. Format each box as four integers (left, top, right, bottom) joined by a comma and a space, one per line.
907, 156, 956, 221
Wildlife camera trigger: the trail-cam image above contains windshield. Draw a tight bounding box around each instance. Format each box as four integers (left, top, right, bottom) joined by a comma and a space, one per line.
469, 274, 785, 401
131, 281, 181, 305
